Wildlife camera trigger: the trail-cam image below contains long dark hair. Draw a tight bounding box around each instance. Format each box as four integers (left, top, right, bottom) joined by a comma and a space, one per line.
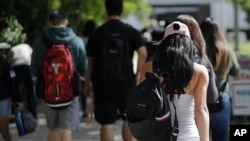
175, 15, 212, 67
156, 34, 199, 98
175, 15, 206, 58
200, 17, 231, 80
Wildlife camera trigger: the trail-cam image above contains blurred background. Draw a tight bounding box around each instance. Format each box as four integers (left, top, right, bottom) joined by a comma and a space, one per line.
1, 0, 249, 52
0, 0, 250, 123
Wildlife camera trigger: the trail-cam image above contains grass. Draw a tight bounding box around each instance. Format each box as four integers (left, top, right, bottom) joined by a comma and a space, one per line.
230, 41, 250, 56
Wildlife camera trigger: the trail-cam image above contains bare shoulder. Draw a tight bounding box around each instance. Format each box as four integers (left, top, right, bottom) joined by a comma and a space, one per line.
193, 63, 208, 77
193, 63, 209, 87
187, 63, 209, 94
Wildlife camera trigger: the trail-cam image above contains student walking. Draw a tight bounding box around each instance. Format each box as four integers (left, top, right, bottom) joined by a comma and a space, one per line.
31, 10, 87, 141
84, 0, 147, 141
200, 17, 241, 141
80, 19, 97, 119
0, 53, 23, 141
6, 43, 37, 119
139, 21, 210, 141
175, 15, 219, 105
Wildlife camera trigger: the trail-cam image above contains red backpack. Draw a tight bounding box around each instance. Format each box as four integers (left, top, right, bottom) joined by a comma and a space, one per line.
42, 38, 74, 109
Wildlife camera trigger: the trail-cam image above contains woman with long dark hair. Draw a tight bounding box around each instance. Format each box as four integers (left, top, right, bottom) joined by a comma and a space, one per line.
140, 21, 210, 141
200, 17, 241, 141
175, 14, 219, 107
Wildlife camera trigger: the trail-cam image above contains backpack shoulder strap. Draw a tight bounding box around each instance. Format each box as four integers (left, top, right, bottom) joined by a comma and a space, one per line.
218, 75, 228, 94
153, 58, 179, 141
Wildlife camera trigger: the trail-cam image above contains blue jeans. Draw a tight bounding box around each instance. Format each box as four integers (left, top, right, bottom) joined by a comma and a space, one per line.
210, 92, 231, 141
0, 99, 11, 116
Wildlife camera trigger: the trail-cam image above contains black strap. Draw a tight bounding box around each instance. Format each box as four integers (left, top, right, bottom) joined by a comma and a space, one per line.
153, 59, 179, 141
217, 75, 228, 97
220, 76, 228, 92
171, 102, 179, 141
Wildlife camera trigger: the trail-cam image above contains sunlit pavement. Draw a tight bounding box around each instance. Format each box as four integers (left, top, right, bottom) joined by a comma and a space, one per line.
9, 103, 124, 141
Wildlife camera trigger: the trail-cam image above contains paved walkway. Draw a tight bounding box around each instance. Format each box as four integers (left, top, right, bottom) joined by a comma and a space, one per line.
3, 54, 139, 141
7, 103, 124, 141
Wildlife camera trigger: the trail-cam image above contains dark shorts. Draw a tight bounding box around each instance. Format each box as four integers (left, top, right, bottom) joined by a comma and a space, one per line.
93, 80, 136, 125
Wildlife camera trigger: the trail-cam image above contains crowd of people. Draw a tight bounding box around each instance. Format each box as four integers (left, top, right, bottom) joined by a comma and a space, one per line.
0, 0, 241, 141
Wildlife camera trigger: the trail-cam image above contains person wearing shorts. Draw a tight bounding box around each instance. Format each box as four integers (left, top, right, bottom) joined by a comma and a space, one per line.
0, 53, 22, 141
84, 0, 147, 141
31, 11, 87, 141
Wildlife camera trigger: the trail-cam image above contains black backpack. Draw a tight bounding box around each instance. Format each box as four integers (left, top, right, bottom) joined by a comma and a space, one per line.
205, 63, 228, 113
207, 73, 228, 113
95, 25, 132, 82
125, 62, 179, 141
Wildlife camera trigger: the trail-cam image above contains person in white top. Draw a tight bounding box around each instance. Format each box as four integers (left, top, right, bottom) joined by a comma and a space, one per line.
6, 43, 37, 119
139, 21, 210, 141
7, 43, 33, 66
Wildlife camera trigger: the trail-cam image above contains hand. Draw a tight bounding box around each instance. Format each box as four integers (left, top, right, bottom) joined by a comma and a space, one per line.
84, 82, 94, 98
14, 103, 24, 112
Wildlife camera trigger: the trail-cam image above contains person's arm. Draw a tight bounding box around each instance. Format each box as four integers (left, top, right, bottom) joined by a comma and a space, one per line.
193, 64, 210, 141
84, 57, 94, 97
138, 61, 152, 83
135, 46, 147, 84
229, 51, 241, 77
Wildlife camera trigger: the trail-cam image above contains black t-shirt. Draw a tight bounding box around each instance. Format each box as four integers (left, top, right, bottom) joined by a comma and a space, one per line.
86, 19, 145, 58
86, 19, 145, 85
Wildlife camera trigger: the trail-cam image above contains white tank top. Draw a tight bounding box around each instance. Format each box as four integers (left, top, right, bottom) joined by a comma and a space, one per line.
169, 94, 200, 141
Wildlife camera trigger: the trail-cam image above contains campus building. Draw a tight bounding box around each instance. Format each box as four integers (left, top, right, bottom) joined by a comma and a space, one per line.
148, 0, 250, 42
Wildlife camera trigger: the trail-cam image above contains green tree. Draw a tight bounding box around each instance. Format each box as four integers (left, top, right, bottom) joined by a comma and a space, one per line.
1, 0, 152, 46
238, 0, 250, 22
1, 0, 51, 45
0, 16, 27, 49
0, 0, 27, 53
226, 0, 250, 23
51, 0, 152, 33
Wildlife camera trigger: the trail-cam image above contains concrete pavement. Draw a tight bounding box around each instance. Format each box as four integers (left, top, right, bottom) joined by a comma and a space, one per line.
10, 119, 124, 141
3, 54, 139, 141
7, 103, 124, 141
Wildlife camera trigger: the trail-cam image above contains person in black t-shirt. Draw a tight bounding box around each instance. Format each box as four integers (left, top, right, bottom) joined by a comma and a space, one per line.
84, 0, 147, 140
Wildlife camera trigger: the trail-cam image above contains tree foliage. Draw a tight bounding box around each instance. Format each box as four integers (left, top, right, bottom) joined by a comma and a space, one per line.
0, 16, 27, 49
0, 0, 27, 50
238, 0, 250, 22
226, 0, 250, 24
0, 0, 152, 46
